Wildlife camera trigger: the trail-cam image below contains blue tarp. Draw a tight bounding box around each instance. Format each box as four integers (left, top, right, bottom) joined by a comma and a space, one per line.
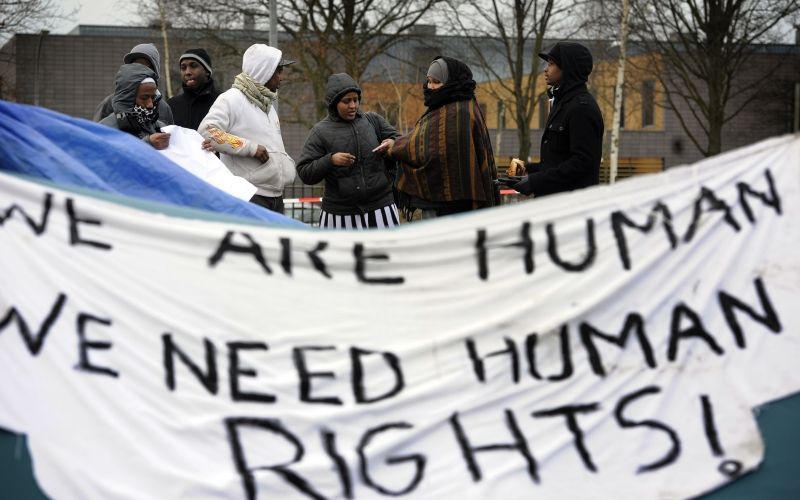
0, 100, 300, 225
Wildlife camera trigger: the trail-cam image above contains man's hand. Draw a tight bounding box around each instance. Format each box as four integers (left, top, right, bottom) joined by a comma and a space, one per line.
149, 132, 170, 150
254, 145, 270, 163
332, 152, 356, 167
508, 158, 525, 177
201, 138, 215, 152
512, 175, 533, 196
372, 138, 395, 154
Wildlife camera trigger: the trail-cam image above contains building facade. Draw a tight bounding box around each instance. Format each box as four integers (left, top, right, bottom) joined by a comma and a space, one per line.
2, 25, 798, 181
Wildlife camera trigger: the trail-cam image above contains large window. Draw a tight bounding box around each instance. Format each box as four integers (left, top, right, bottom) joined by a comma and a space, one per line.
642, 80, 655, 127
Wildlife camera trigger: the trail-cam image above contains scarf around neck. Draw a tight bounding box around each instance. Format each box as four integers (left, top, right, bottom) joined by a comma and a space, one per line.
129, 104, 159, 134
233, 72, 278, 113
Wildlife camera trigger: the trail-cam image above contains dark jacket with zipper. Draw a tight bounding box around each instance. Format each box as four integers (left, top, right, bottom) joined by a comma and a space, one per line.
167, 79, 223, 130
521, 42, 604, 197
296, 73, 399, 215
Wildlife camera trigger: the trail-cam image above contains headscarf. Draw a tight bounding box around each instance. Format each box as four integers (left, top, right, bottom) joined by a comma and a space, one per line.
422, 56, 476, 110
426, 58, 449, 84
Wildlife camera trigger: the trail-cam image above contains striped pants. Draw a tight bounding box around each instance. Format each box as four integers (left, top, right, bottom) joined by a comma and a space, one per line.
319, 204, 400, 229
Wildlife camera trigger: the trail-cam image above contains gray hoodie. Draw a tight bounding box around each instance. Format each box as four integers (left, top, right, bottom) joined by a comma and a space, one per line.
99, 64, 165, 138
93, 43, 174, 124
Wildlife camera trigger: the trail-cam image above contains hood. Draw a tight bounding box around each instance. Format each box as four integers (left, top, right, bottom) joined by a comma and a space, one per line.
422, 56, 476, 110
440, 56, 474, 86
539, 42, 593, 90
242, 44, 282, 84
123, 43, 161, 78
111, 63, 159, 113
325, 73, 362, 119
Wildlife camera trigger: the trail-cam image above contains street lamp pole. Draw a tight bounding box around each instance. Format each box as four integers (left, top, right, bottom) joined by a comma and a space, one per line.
33, 29, 49, 106
270, 0, 278, 48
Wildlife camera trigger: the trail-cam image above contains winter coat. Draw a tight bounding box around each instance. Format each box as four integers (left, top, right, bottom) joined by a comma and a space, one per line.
198, 46, 295, 197
523, 42, 603, 197
93, 43, 174, 124
98, 64, 166, 140
167, 79, 223, 130
296, 74, 399, 215
391, 57, 498, 212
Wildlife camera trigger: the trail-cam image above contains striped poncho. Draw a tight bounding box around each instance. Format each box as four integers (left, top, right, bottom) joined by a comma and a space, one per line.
391, 97, 499, 212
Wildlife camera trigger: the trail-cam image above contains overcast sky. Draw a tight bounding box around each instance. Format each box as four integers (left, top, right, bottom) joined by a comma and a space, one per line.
52, 0, 139, 34
49, 0, 797, 41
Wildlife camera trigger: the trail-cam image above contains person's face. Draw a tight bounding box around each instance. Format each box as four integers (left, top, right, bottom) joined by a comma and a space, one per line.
543, 58, 562, 86
136, 82, 158, 110
132, 57, 154, 71
180, 59, 209, 89
265, 66, 284, 92
426, 75, 443, 90
336, 91, 360, 121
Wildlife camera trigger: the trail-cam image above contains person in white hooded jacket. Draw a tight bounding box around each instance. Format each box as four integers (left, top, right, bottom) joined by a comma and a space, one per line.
199, 44, 296, 214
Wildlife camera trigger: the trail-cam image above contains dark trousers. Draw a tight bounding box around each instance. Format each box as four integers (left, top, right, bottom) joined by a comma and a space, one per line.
250, 194, 284, 214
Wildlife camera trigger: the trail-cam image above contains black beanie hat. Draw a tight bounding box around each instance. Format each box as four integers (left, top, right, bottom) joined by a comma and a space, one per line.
180, 48, 213, 76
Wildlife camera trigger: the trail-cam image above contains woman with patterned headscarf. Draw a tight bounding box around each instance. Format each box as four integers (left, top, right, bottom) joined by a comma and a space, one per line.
99, 63, 171, 149
376, 56, 499, 220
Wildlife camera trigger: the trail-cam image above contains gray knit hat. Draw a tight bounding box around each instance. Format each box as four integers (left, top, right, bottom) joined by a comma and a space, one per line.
426, 58, 449, 84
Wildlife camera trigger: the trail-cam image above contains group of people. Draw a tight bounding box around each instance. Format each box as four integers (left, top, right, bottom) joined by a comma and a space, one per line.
96, 40, 603, 229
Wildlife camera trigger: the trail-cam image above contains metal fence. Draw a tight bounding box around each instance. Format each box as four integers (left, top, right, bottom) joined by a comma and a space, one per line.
283, 183, 525, 227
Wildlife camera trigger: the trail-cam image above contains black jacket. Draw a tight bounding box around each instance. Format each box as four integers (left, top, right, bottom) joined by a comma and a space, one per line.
167, 80, 223, 130
296, 73, 399, 215
522, 42, 603, 197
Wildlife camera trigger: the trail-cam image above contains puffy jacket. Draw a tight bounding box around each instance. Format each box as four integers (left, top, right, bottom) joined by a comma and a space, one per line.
296, 73, 399, 214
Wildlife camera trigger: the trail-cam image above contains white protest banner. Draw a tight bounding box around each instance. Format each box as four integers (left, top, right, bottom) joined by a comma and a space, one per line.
158, 125, 257, 201
0, 135, 798, 499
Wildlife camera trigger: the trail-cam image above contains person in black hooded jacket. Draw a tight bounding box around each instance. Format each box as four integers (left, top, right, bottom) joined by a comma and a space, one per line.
511, 42, 604, 197
296, 73, 400, 229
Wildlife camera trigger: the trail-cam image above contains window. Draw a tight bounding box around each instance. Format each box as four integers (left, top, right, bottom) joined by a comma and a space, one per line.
478, 102, 488, 120
538, 94, 549, 129
497, 101, 506, 129
642, 80, 655, 127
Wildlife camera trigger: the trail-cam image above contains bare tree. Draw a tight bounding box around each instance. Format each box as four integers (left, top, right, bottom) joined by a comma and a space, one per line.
0, 0, 71, 43
447, 0, 580, 161
607, 0, 631, 183
156, 0, 443, 123
632, 0, 800, 157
